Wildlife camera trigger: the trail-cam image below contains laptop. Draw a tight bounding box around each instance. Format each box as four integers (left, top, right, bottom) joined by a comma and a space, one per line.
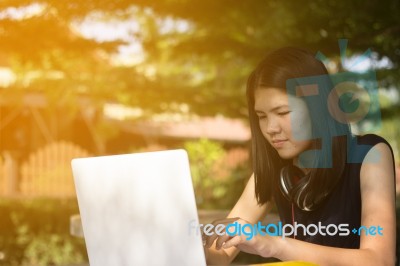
71, 149, 206, 266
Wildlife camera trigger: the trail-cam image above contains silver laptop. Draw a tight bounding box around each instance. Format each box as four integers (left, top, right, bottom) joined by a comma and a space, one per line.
71, 149, 206, 266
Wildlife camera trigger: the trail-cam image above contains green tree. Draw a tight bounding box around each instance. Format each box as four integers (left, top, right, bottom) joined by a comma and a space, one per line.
1, 0, 399, 118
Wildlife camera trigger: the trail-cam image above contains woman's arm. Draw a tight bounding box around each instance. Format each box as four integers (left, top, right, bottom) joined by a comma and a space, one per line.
223, 142, 396, 266
206, 174, 271, 265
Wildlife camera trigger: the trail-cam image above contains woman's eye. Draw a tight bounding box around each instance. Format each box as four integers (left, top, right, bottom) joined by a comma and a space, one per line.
278, 111, 290, 116
258, 115, 266, 120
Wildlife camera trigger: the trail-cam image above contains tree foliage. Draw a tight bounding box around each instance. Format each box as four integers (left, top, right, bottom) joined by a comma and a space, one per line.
0, 0, 399, 118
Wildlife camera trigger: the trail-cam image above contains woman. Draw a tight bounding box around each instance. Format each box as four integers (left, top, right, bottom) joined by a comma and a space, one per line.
204, 47, 396, 265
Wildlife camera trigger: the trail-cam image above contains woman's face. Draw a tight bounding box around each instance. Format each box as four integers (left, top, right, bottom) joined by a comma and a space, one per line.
254, 87, 312, 160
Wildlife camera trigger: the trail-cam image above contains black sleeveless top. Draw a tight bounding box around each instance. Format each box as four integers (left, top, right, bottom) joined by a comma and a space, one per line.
273, 134, 396, 248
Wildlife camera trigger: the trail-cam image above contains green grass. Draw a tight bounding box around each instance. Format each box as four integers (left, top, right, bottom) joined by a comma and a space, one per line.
0, 198, 88, 266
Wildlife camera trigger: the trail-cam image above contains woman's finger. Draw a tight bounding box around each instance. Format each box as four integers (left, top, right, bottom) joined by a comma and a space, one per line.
204, 231, 220, 248
204, 217, 239, 247
223, 235, 243, 249
203, 243, 209, 260
215, 233, 232, 250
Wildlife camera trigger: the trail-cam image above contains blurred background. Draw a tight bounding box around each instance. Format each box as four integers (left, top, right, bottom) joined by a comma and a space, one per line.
0, 0, 399, 265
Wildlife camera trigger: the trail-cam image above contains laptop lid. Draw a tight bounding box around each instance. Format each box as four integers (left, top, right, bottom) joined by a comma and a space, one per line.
71, 149, 206, 266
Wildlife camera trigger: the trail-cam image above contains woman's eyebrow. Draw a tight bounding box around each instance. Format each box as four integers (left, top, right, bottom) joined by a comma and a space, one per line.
255, 104, 289, 113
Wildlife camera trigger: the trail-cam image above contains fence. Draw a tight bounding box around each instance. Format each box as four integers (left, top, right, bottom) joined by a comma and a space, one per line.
0, 141, 91, 198
0, 141, 250, 198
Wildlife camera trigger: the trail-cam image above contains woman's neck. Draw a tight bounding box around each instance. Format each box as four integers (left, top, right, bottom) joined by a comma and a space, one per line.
293, 157, 311, 174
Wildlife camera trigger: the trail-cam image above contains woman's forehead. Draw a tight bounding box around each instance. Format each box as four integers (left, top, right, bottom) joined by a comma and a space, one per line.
254, 87, 287, 98
254, 88, 307, 111
254, 88, 288, 107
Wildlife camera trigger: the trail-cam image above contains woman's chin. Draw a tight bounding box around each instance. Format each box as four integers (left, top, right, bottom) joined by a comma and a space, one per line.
276, 150, 297, 160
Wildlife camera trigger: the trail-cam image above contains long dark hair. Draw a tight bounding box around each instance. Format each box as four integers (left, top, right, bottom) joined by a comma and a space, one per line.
247, 47, 351, 210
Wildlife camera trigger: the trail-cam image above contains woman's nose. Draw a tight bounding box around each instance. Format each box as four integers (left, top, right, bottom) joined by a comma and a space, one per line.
263, 118, 281, 135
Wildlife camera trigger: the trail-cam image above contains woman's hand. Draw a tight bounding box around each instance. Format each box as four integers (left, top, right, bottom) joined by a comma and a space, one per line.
203, 217, 279, 259
203, 241, 209, 261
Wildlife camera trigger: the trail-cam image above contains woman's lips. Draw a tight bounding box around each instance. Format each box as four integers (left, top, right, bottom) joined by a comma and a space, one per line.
271, 139, 288, 148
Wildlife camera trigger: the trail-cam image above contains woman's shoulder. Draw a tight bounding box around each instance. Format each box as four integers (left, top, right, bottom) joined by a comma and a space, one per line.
349, 134, 394, 164
356, 133, 392, 147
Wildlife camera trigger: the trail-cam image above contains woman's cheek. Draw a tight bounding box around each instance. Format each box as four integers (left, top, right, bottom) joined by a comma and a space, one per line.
289, 115, 310, 142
